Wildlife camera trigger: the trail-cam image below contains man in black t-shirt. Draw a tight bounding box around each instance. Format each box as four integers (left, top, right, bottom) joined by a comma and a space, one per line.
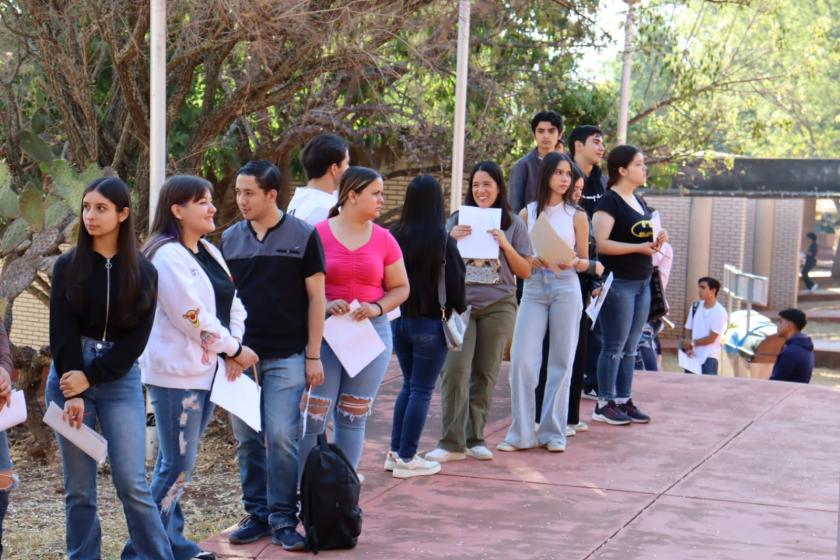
801, 232, 818, 291
222, 161, 326, 552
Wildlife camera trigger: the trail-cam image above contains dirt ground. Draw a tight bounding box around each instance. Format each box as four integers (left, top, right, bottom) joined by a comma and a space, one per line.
6, 411, 243, 559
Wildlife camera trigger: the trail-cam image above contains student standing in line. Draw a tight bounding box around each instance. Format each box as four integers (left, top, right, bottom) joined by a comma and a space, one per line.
299, 167, 409, 475
287, 133, 350, 225
131, 175, 258, 560
508, 111, 564, 214
801, 232, 819, 292
425, 161, 532, 464
499, 153, 595, 452
591, 146, 667, 426
568, 125, 608, 399
0, 323, 14, 560
46, 177, 173, 560
386, 176, 466, 478
222, 161, 326, 550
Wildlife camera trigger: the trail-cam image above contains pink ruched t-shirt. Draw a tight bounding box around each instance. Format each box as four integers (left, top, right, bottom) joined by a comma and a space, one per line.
315, 221, 403, 303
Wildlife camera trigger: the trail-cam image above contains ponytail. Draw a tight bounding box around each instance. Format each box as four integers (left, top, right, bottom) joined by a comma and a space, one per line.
331, 166, 382, 217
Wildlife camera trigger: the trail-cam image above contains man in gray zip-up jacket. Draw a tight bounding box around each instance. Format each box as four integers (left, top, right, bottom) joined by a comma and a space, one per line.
508, 111, 564, 213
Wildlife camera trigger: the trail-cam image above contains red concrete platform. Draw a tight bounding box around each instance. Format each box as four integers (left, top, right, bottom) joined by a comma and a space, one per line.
202, 360, 840, 559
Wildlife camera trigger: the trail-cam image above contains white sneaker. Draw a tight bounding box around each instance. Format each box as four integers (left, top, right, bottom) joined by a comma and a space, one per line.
566, 426, 576, 437
466, 445, 494, 460
356, 472, 365, 484
392, 455, 441, 479
424, 448, 466, 463
810, 283, 819, 292
496, 441, 519, 452
544, 440, 566, 453
384, 450, 397, 472
571, 421, 589, 432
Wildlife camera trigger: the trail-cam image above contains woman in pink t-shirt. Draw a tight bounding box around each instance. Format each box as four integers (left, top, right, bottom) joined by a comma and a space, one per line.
301, 166, 409, 473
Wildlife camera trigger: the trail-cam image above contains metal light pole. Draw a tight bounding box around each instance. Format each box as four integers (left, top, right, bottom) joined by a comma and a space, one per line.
616, 0, 635, 145
449, 0, 471, 212
149, 0, 167, 229
147, 0, 166, 464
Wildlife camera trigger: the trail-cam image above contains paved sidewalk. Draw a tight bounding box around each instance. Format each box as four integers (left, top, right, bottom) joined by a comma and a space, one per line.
202, 360, 840, 559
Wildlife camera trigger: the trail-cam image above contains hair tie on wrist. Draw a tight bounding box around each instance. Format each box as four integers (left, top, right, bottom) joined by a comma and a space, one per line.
373, 302, 384, 316
231, 343, 243, 358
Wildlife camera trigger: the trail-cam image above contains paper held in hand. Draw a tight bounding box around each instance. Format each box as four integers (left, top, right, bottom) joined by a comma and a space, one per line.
0, 390, 27, 431
529, 212, 576, 272
324, 300, 386, 378
210, 368, 262, 432
457, 206, 502, 259
678, 350, 703, 375
585, 272, 614, 327
43, 401, 108, 465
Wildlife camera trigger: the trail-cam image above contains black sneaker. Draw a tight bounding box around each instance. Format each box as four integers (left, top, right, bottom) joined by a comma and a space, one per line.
273, 526, 306, 551
620, 399, 651, 424
592, 401, 632, 425
228, 514, 270, 544
192, 552, 216, 560
581, 386, 598, 401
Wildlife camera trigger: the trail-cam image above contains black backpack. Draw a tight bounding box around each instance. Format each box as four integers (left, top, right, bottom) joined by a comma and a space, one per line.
300, 433, 363, 553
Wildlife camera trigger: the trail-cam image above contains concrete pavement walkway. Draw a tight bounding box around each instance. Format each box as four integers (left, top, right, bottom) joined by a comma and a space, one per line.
202, 360, 839, 559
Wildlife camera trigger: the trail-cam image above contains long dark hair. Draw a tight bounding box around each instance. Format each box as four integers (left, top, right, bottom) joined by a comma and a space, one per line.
328, 166, 381, 218
606, 144, 642, 188
392, 176, 446, 314
535, 152, 579, 218
464, 161, 513, 230
145, 175, 214, 258
65, 176, 154, 326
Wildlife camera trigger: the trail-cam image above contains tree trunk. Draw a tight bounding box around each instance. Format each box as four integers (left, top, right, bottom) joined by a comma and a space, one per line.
12, 344, 53, 461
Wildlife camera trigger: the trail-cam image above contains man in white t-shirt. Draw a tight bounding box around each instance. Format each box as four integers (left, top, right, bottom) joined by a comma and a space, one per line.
683, 276, 728, 375
286, 133, 349, 225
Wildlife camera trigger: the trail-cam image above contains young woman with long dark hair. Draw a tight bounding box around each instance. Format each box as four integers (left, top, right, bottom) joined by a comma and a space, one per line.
425, 161, 532, 464
386, 176, 466, 478
591, 145, 667, 426
499, 153, 596, 452
128, 175, 257, 560
46, 177, 174, 559
300, 167, 410, 476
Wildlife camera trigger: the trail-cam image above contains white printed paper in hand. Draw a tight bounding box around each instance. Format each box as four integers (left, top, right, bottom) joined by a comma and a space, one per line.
324, 300, 386, 378
210, 369, 262, 432
530, 213, 576, 271
0, 390, 27, 431
457, 206, 502, 259
678, 350, 703, 375
585, 272, 614, 327
43, 401, 108, 465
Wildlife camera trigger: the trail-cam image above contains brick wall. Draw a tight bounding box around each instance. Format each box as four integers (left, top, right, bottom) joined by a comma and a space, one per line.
9, 288, 50, 349
768, 199, 803, 310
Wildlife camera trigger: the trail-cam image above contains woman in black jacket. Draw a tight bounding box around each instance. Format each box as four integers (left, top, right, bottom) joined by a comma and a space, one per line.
386, 175, 466, 479
46, 177, 173, 560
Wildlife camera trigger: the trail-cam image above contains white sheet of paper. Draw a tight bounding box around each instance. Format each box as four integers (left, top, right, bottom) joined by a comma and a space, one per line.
457, 206, 502, 259
530, 212, 576, 271
387, 307, 401, 321
324, 300, 386, 378
651, 212, 663, 240
678, 350, 703, 375
210, 369, 262, 432
43, 401, 108, 465
0, 390, 27, 431
586, 272, 614, 327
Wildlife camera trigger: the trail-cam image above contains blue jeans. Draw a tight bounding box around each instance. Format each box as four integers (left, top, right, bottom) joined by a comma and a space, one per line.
45, 339, 173, 560
0, 430, 16, 560
124, 385, 214, 559
505, 270, 582, 448
596, 277, 651, 401
300, 315, 393, 471
635, 323, 659, 371
231, 355, 306, 530
390, 317, 449, 460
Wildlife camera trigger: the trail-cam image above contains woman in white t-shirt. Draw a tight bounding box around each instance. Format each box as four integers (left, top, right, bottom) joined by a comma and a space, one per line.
499, 153, 598, 452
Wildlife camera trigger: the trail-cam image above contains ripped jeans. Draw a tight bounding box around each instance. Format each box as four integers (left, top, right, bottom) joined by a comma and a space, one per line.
46, 340, 173, 560
124, 385, 214, 560
596, 277, 651, 402
300, 315, 393, 471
